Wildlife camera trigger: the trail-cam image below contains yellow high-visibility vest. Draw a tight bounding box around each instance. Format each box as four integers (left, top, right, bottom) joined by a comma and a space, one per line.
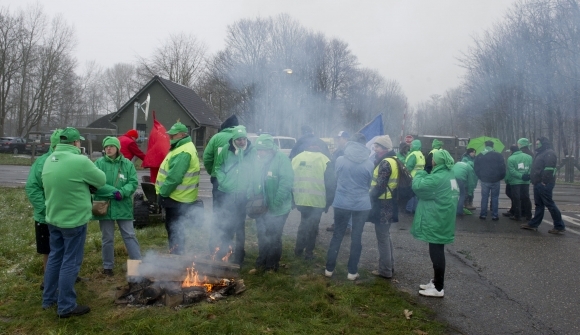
292, 151, 329, 208
155, 141, 200, 203
371, 157, 399, 199
406, 150, 425, 177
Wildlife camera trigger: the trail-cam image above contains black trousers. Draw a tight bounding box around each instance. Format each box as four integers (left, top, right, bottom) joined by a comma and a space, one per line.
505, 184, 514, 214
255, 212, 289, 271
429, 243, 445, 291
215, 192, 247, 265
511, 184, 532, 219
294, 206, 324, 258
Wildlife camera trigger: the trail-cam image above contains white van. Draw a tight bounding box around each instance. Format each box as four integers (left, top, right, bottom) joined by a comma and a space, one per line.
247, 133, 296, 156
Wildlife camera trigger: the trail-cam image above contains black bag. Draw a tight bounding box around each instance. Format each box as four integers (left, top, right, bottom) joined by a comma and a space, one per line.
246, 195, 267, 219
394, 159, 414, 204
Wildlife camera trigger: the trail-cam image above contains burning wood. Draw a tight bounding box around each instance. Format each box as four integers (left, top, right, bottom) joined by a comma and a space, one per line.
118, 254, 245, 307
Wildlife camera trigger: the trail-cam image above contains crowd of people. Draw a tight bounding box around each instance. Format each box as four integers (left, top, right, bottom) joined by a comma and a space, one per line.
24, 119, 566, 318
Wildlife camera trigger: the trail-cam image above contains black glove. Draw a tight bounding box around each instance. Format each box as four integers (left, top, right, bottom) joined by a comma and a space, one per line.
89, 185, 97, 194
521, 174, 530, 181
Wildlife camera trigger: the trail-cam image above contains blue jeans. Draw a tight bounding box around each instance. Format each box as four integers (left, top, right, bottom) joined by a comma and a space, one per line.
99, 220, 141, 270
528, 183, 565, 230
374, 221, 394, 277
457, 179, 467, 214
325, 208, 368, 275
480, 181, 500, 218
42, 224, 87, 315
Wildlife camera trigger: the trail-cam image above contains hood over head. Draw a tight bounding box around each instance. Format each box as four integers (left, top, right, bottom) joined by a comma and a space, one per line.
231, 125, 247, 140
517, 138, 530, 148
536, 136, 552, 151
410, 139, 422, 152
50, 129, 63, 147
433, 149, 455, 170
125, 129, 138, 139
343, 141, 371, 163
432, 139, 443, 149
254, 134, 276, 150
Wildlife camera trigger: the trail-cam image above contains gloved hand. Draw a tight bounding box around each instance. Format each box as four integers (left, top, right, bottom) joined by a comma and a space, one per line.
89, 185, 97, 194
521, 174, 530, 181
113, 191, 122, 201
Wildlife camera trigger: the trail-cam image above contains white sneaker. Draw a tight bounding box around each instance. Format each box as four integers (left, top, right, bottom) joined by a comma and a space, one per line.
419, 279, 435, 290
347, 273, 359, 281
419, 287, 444, 298
324, 269, 333, 278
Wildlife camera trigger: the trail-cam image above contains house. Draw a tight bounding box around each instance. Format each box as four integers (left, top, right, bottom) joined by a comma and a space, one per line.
109, 75, 221, 151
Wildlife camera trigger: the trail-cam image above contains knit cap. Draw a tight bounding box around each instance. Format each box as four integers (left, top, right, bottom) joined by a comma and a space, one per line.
374, 135, 392, 150
231, 125, 247, 140
103, 136, 121, 151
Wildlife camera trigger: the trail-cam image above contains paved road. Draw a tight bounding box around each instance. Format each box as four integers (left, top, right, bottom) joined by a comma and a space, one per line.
2, 164, 579, 334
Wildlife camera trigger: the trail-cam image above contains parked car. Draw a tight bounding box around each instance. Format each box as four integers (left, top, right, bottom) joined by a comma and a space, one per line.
247, 133, 297, 156
0, 137, 27, 154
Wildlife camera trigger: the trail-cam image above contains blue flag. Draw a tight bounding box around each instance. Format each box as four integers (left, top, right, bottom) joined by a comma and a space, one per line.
358, 114, 384, 141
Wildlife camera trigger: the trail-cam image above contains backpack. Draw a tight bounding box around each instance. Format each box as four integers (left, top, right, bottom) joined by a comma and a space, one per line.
391, 158, 414, 204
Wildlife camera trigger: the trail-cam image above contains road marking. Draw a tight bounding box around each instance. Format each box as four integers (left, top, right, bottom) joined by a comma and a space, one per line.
543, 219, 580, 236
561, 214, 580, 227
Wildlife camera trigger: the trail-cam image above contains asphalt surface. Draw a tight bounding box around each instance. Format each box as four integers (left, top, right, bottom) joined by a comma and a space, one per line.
2, 164, 579, 334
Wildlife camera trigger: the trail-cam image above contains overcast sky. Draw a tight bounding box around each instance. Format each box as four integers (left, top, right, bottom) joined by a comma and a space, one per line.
5, 0, 517, 106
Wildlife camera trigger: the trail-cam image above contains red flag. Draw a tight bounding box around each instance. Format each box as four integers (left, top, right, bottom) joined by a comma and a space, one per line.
142, 112, 170, 182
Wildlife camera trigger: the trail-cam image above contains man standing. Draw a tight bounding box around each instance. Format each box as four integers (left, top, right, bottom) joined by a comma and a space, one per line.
118, 129, 146, 162
520, 137, 565, 234
452, 160, 477, 216
397, 142, 410, 162
405, 139, 425, 214
289, 125, 331, 160
292, 141, 335, 260
504, 144, 532, 221
214, 125, 256, 264
25, 129, 61, 289
424, 139, 443, 174
474, 141, 506, 221
42, 127, 106, 318
155, 122, 200, 255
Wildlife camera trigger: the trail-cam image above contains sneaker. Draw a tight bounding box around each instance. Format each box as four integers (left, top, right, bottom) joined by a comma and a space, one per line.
520, 224, 537, 231
326, 225, 335, 232
419, 287, 444, 298
324, 269, 333, 278
479, 216, 486, 220
345, 227, 352, 235
548, 228, 565, 234
492, 216, 499, 221
419, 279, 435, 290
58, 305, 91, 318
371, 270, 392, 279
102, 269, 114, 276
347, 273, 359, 281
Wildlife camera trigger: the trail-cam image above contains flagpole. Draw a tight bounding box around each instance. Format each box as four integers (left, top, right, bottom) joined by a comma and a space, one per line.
400, 101, 407, 143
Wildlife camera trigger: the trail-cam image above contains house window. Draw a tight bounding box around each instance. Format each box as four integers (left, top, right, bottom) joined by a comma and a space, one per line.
195, 128, 205, 147
136, 123, 147, 139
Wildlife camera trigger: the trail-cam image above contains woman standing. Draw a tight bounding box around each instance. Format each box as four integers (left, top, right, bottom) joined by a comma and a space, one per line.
93, 136, 141, 276
250, 134, 294, 271
411, 150, 458, 297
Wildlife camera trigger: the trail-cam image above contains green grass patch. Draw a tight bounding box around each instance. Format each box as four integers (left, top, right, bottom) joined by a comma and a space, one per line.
0, 153, 33, 166
0, 187, 446, 335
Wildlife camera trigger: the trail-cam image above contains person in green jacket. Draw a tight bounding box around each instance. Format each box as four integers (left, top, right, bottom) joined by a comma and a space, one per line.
155, 122, 201, 255
424, 139, 443, 174
203, 115, 239, 252
41, 127, 106, 318
460, 148, 477, 210
93, 137, 141, 276
25, 129, 62, 287
405, 139, 425, 213
250, 134, 294, 271
411, 149, 459, 298
396, 142, 410, 162
504, 141, 533, 221
452, 160, 477, 216
213, 125, 256, 264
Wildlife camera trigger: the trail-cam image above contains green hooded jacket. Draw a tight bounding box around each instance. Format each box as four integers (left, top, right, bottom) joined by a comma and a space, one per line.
452, 161, 477, 196
25, 149, 54, 223
249, 149, 294, 216
203, 127, 236, 177
405, 140, 423, 171
92, 144, 139, 220
505, 151, 532, 185
411, 150, 458, 244
158, 136, 199, 198
215, 128, 257, 193
42, 144, 106, 228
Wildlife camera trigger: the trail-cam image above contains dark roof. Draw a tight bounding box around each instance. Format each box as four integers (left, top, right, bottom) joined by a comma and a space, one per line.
87, 112, 116, 129
110, 76, 221, 128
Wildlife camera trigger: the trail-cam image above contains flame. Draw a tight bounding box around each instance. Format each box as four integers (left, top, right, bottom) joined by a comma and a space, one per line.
181, 262, 214, 291
221, 246, 233, 262
211, 247, 220, 261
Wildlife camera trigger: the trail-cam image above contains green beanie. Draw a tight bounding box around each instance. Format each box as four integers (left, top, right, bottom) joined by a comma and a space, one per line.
255, 134, 275, 150
50, 129, 63, 147
517, 138, 530, 148
231, 125, 247, 140
432, 139, 443, 149
102, 136, 121, 151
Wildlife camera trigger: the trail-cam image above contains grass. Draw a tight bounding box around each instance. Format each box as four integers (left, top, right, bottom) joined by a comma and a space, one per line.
0, 187, 447, 335
0, 153, 33, 166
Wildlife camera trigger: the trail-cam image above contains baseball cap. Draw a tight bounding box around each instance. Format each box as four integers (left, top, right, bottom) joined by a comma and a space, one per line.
167, 122, 188, 135
335, 131, 350, 139
59, 127, 85, 143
